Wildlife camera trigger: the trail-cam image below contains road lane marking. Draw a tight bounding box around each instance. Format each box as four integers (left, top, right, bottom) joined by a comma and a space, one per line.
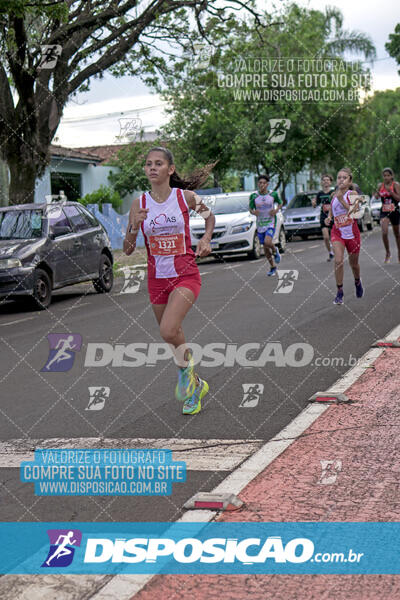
61, 302, 90, 310
0, 437, 263, 472
0, 317, 36, 327
309, 244, 319, 248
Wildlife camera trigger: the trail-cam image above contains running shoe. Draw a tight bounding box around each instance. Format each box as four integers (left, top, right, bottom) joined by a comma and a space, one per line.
355, 280, 364, 298
384, 254, 391, 264
333, 289, 344, 305
267, 267, 277, 276
274, 248, 281, 264
175, 355, 196, 401
182, 376, 209, 415
327, 252, 334, 262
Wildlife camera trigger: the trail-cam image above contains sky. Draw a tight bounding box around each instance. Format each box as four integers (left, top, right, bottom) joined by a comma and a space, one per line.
55, 0, 400, 148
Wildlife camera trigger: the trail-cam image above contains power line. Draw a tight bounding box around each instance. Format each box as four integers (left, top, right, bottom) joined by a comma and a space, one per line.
62, 104, 165, 123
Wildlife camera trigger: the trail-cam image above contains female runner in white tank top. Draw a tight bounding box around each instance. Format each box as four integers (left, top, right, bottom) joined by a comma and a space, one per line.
325, 168, 364, 305
123, 147, 215, 415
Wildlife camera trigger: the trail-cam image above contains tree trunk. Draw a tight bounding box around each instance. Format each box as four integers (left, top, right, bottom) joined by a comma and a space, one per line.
0, 159, 9, 206
8, 158, 37, 205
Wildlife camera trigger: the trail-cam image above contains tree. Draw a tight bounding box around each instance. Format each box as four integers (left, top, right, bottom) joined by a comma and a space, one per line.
153, 3, 375, 196
386, 23, 400, 74
78, 184, 122, 211
0, 0, 261, 204
342, 89, 400, 193
107, 139, 158, 196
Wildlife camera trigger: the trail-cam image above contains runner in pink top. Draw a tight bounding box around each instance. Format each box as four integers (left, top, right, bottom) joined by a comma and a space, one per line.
123, 147, 216, 415
324, 167, 364, 305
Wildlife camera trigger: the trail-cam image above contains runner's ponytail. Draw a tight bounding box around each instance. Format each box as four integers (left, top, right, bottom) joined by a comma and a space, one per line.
146, 146, 218, 190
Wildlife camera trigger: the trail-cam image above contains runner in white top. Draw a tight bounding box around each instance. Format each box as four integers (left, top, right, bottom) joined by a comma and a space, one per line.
324, 168, 363, 305
123, 147, 215, 415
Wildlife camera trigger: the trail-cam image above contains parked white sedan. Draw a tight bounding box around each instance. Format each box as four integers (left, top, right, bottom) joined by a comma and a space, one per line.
190, 192, 286, 259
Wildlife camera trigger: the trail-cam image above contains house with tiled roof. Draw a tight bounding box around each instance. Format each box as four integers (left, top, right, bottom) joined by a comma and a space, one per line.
34, 144, 123, 205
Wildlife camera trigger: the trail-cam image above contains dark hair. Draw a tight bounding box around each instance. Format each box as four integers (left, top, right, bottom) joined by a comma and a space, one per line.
382, 167, 394, 176
258, 175, 269, 182
145, 146, 217, 190
321, 173, 333, 182
331, 167, 354, 197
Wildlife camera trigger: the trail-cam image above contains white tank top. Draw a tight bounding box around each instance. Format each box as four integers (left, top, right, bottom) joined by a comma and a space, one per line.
331, 190, 354, 239
141, 188, 198, 279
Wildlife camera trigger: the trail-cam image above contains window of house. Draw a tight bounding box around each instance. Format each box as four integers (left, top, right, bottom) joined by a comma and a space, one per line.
50, 172, 82, 201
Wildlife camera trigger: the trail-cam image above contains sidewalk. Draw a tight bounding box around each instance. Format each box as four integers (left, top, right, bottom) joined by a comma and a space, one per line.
131, 338, 400, 599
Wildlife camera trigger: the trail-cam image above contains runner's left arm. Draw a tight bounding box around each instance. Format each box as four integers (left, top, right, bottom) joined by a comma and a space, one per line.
269, 191, 282, 216
391, 182, 400, 204
185, 191, 216, 257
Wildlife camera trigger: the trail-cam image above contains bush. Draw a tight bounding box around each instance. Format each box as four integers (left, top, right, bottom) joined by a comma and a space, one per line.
78, 185, 122, 211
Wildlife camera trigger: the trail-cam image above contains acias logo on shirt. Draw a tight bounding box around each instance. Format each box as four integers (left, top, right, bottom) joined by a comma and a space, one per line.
150, 214, 176, 232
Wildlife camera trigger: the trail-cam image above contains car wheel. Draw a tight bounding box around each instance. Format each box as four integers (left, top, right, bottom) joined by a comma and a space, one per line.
248, 234, 261, 259
93, 254, 113, 293
367, 219, 373, 231
358, 218, 364, 233
277, 227, 286, 253
30, 268, 52, 310
300, 234, 308, 240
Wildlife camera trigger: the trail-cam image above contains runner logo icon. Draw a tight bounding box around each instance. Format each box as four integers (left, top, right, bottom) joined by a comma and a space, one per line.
41, 333, 82, 372
119, 266, 145, 294
274, 270, 299, 294
267, 119, 291, 143
86, 386, 110, 411
42, 529, 82, 567
240, 383, 264, 408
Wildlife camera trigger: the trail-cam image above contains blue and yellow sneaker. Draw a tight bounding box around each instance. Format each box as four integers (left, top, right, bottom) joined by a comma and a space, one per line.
175, 355, 196, 401
182, 376, 209, 415
274, 248, 281, 264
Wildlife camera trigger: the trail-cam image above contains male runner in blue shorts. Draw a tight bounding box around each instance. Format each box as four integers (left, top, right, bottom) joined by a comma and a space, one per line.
249, 175, 282, 276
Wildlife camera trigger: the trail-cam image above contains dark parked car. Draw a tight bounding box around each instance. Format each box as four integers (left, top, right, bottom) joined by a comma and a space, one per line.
0, 201, 113, 309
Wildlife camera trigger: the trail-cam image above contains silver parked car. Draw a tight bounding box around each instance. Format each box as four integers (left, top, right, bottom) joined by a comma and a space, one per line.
283, 191, 321, 240
190, 192, 286, 260
370, 196, 381, 223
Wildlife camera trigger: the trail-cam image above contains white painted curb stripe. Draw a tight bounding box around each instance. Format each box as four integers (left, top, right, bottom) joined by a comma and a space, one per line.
90, 324, 400, 600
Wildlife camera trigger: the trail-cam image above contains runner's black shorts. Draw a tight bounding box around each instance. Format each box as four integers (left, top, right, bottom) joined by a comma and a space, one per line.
380, 209, 400, 226
320, 215, 332, 229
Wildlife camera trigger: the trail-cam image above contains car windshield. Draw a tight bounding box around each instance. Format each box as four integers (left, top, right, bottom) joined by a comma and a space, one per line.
213, 196, 250, 215
288, 194, 318, 209
0, 209, 44, 239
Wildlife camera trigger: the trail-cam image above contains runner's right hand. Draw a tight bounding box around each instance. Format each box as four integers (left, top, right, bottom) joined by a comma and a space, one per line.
324, 216, 332, 227
136, 208, 149, 225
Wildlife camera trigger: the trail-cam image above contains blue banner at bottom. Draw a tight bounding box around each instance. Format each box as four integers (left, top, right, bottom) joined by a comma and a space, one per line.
1, 522, 399, 574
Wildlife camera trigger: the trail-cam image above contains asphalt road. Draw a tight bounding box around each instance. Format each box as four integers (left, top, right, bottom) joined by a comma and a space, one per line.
1, 226, 399, 523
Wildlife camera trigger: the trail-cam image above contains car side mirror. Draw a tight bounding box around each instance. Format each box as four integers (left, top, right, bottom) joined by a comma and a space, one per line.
50, 225, 72, 238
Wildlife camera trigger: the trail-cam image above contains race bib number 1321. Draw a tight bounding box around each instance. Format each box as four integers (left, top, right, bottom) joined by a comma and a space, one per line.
149, 233, 185, 256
